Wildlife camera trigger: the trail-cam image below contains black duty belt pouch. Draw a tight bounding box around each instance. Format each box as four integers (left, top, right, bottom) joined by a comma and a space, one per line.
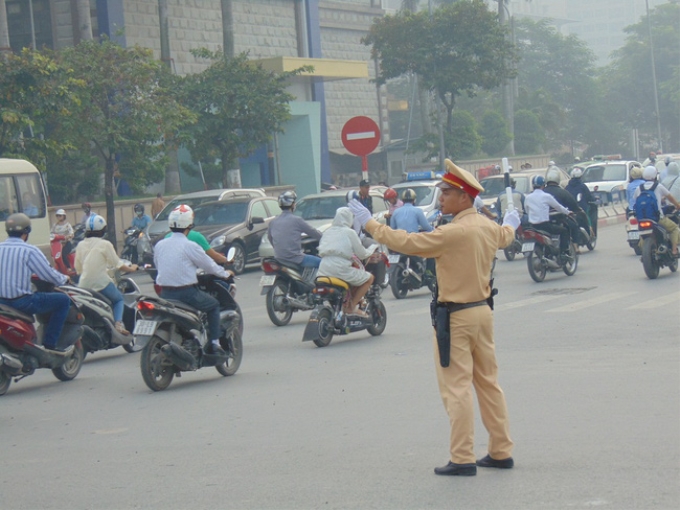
435, 305, 451, 368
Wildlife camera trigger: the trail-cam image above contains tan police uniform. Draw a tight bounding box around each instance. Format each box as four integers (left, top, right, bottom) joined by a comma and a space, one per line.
364, 160, 515, 465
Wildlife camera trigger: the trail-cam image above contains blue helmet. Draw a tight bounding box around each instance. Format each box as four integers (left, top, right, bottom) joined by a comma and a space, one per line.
532, 175, 545, 188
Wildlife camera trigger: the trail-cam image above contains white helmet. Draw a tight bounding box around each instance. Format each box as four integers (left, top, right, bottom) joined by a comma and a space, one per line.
549, 160, 556, 166
642, 165, 658, 181
55, 208, 66, 216
546, 168, 562, 184
571, 168, 583, 178
86, 214, 107, 232
278, 190, 297, 208
168, 204, 194, 229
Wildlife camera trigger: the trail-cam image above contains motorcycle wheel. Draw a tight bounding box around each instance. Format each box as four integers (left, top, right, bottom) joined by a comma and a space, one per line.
390, 268, 408, 299
123, 337, 143, 353
563, 244, 579, 276
313, 308, 334, 348
0, 371, 11, 396
266, 281, 293, 326
52, 341, 84, 381
140, 335, 174, 391
586, 236, 597, 251
228, 242, 246, 275
642, 238, 660, 280
503, 245, 516, 261
527, 245, 547, 283
366, 300, 387, 336
216, 329, 243, 376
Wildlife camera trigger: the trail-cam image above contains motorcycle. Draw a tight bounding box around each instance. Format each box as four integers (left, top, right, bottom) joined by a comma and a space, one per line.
302, 255, 388, 347
50, 224, 85, 280
387, 252, 436, 298
572, 196, 598, 252
259, 236, 320, 326
521, 217, 579, 282
502, 224, 524, 261
0, 281, 85, 396
637, 208, 679, 279
62, 269, 143, 358
134, 249, 243, 391
626, 211, 642, 255
121, 227, 152, 265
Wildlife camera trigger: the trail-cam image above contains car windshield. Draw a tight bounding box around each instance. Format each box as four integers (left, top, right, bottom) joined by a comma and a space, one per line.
156, 197, 216, 221
583, 164, 627, 183
294, 196, 347, 220
478, 179, 506, 198
393, 184, 435, 206
193, 202, 248, 226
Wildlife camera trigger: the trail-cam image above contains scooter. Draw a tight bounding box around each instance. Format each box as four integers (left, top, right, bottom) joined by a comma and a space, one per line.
62, 269, 142, 358
626, 211, 642, 255
121, 227, 152, 265
502, 224, 524, 261
134, 272, 242, 391
572, 197, 598, 252
302, 258, 387, 347
387, 252, 436, 298
637, 208, 679, 279
0, 281, 85, 396
522, 217, 578, 283
50, 224, 85, 280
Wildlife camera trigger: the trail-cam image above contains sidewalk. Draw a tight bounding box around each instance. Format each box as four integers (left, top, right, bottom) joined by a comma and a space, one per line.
598, 203, 628, 227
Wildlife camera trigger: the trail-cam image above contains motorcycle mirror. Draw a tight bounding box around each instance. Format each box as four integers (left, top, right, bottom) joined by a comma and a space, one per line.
226, 247, 236, 263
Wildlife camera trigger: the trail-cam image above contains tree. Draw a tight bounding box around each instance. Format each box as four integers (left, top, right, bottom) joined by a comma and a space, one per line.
602, 2, 680, 152
58, 39, 194, 247
364, 0, 515, 143
513, 109, 543, 155
480, 110, 511, 156
408, 110, 481, 160
179, 49, 307, 188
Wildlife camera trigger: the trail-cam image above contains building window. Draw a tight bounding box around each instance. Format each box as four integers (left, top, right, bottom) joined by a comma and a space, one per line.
6, 0, 53, 52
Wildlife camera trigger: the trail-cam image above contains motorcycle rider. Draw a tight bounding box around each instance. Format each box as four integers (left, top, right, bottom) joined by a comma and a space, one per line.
391, 189, 433, 276
80, 202, 94, 226
268, 191, 322, 268
524, 175, 572, 258
317, 207, 376, 317
357, 179, 373, 214
543, 167, 586, 246
0, 213, 71, 353
154, 205, 234, 356
130, 203, 152, 231
634, 166, 680, 257
383, 188, 403, 223
494, 178, 526, 226
626, 165, 645, 215
75, 215, 139, 336
565, 167, 594, 237
51, 208, 75, 268
661, 161, 680, 202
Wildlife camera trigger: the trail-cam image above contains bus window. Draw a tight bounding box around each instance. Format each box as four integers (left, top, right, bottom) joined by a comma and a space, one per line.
0, 176, 19, 221
16, 173, 47, 218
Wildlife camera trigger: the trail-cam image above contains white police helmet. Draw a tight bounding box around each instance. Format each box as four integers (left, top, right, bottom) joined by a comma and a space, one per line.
85, 214, 107, 232
642, 165, 658, 181
571, 168, 583, 178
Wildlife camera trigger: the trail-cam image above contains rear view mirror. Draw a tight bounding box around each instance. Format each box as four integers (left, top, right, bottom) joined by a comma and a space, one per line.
226, 247, 236, 263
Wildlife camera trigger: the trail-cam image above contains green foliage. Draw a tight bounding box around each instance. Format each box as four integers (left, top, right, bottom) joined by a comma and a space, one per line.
480, 110, 511, 156
513, 109, 544, 155
408, 110, 481, 160
179, 50, 307, 188
364, 0, 515, 134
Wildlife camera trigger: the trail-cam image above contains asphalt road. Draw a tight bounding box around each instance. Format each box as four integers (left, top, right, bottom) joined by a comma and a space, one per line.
2, 223, 679, 510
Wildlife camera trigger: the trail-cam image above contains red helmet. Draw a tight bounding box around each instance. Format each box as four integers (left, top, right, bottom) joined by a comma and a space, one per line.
384, 188, 397, 200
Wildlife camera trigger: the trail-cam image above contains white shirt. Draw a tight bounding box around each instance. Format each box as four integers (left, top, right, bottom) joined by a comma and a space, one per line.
75, 237, 124, 291
154, 232, 230, 287
524, 188, 570, 224
633, 181, 672, 217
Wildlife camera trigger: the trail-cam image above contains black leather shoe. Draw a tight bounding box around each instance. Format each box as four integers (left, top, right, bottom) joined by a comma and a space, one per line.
205, 343, 227, 357
476, 454, 514, 469
434, 461, 476, 476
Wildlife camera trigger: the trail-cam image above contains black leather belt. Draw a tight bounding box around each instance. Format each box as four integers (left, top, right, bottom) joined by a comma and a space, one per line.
162, 284, 195, 291
441, 300, 488, 313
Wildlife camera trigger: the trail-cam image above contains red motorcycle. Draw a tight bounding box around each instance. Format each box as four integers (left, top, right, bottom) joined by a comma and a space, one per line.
50, 224, 85, 280
0, 282, 85, 396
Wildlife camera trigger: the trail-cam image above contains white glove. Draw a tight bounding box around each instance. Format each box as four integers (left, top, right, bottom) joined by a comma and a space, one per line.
348, 199, 372, 227
502, 209, 521, 230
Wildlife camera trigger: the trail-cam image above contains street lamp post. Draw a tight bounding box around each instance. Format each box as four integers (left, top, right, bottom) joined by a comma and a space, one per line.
428, 0, 446, 172
645, 0, 663, 153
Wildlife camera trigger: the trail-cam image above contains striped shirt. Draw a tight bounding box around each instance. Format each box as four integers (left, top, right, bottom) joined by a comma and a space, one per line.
0, 238, 68, 298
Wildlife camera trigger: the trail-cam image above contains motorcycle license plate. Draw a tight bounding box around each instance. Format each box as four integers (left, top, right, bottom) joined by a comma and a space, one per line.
521, 242, 535, 252
627, 231, 639, 240
259, 275, 276, 286
387, 254, 400, 264
133, 320, 158, 336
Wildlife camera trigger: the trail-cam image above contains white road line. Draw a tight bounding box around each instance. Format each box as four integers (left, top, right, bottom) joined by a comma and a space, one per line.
346, 131, 376, 140
495, 294, 563, 311
546, 292, 635, 313
627, 292, 680, 310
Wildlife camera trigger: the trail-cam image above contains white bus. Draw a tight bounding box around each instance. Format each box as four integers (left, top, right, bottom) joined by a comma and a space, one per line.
0, 159, 50, 255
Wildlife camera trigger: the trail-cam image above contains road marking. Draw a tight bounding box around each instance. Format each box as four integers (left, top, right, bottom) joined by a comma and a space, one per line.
546, 292, 635, 313
346, 131, 376, 141
628, 292, 680, 310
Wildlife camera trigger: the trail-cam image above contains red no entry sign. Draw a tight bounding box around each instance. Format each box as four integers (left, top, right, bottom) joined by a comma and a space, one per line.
341, 116, 381, 157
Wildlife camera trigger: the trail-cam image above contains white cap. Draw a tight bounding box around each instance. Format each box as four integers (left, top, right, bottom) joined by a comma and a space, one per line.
642, 165, 658, 181
55, 209, 66, 216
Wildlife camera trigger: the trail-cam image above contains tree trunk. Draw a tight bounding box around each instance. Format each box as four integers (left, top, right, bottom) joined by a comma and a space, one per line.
221, 151, 230, 189
76, 0, 93, 41
105, 158, 118, 250
0, 0, 11, 60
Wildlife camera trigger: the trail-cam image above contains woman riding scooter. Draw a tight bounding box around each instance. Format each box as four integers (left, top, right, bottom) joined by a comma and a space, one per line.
51, 209, 74, 268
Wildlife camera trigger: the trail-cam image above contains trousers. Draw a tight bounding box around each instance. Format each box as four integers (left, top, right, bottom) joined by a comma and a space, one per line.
98, 282, 124, 323
160, 286, 220, 342
0, 292, 70, 349
659, 216, 680, 247
433, 305, 513, 464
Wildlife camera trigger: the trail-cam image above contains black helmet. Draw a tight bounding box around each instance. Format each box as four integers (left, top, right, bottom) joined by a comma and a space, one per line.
134, 203, 145, 214
5, 213, 32, 236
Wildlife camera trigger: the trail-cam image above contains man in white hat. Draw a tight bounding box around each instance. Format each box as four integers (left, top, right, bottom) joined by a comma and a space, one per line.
349, 159, 520, 476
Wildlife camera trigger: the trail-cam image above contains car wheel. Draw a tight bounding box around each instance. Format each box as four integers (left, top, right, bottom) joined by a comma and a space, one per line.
229, 242, 246, 275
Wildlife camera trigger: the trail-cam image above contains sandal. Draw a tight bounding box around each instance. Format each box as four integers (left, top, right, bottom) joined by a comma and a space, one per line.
349, 309, 369, 318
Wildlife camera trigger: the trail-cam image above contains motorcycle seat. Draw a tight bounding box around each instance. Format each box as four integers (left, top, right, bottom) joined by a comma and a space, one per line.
276, 259, 303, 273
164, 299, 202, 314
85, 289, 113, 306
0, 303, 35, 323
315, 276, 349, 290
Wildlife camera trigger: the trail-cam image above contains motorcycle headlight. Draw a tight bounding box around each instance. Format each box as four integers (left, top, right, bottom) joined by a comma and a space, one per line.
210, 235, 226, 248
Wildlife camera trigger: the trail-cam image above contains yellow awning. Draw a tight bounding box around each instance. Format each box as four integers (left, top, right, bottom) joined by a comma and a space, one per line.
253, 56, 369, 81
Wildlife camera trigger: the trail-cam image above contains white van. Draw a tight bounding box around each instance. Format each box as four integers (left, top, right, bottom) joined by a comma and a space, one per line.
0, 159, 50, 255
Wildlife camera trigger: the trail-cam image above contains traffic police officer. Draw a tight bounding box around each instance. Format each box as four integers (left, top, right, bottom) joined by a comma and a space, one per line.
349, 159, 520, 476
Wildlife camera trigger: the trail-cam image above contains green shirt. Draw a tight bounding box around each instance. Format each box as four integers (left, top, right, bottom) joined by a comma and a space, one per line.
164, 229, 211, 251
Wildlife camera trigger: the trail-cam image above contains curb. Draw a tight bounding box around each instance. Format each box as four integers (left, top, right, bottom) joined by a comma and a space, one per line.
598, 205, 628, 227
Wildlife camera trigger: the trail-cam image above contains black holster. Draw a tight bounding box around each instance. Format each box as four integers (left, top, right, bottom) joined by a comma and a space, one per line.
434, 305, 451, 368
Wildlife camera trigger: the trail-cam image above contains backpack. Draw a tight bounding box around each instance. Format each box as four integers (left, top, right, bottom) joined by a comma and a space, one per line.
634, 181, 660, 221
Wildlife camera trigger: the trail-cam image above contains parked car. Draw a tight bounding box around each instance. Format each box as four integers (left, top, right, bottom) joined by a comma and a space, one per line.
581, 160, 641, 205
258, 187, 387, 259
391, 176, 442, 218
147, 188, 266, 244
190, 196, 281, 274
